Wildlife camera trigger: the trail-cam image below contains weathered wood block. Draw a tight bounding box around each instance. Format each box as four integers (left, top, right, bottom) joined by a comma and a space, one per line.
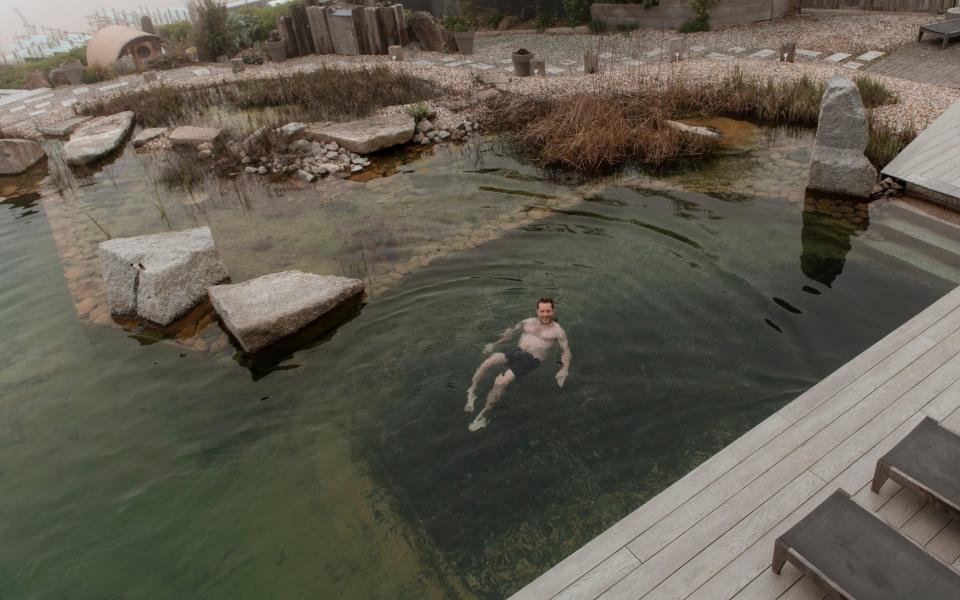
306, 6, 334, 54
393, 4, 409, 46
279, 15, 298, 57
328, 9, 361, 56
352, 6, 369, 54
378, 6, 400, 46
290, 4, 314, 56
362, 7, 385, 54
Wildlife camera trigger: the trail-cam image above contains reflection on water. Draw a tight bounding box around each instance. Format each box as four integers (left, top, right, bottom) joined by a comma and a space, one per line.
801, 196, 871, 287
0, 126, 956, 600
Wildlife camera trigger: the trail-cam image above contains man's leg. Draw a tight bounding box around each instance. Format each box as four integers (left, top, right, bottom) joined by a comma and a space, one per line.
466, 352, 507, 412
469, 369, 516, 431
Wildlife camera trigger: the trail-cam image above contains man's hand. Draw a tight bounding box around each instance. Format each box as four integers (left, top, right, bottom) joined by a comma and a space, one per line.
556, 370, 568, 388
483, 343, 495, 354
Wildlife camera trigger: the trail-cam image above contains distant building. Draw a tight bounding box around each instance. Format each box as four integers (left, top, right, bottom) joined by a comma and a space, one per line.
1, 33, 91, 64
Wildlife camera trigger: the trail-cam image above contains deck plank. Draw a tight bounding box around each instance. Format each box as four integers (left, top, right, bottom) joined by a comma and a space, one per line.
924, 376, 960, 421
553, 548, 641, 600
926, 519, 960, 565
900, 502, 953, 546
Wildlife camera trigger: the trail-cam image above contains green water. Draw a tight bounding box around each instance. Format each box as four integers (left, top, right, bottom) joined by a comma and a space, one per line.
0, 132, 954, 599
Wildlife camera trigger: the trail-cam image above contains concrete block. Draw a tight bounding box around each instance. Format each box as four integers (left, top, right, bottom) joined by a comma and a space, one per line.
306, 6, 334, 54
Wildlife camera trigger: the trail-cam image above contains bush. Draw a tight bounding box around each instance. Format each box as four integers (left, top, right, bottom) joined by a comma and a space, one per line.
679, 0, 711, 33
487, 13, 504, 29
562, 0, 592, 25
0, 46, 86, 89
442, 16, 475, 32
190, 0, 236, 60
406, 101, 430, 120
157, 20, 192, 43
534, 14, 556, 32
589, 19, 607, 33
234, 2, 293, 44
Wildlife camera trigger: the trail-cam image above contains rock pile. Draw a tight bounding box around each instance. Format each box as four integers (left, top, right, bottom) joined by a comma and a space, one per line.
238, 138, 371, 180
807, 77, 877, 200
411, 117, 480, 145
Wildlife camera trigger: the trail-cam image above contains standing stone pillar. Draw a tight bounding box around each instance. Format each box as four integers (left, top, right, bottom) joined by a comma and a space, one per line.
279, 16, 299, 58
362, 7, 385, 54
806, 77, 878, 199
290, 5, 314, 56
306, 6, 334, 54
140, 15, 155, 34
392, 5, 409, 46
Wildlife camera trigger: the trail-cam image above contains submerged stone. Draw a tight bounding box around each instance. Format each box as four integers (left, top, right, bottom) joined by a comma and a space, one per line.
0, 139, 46, 175
305, 114, 415, 154
62, 111, 134, 165
98, 226, 228, 326
208, 270, 364, 353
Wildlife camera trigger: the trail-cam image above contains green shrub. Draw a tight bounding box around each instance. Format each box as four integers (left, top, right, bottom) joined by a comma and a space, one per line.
487, 13, 504, 29
406, 101, 430, 120
562, 0, 592, 25
157, 20, 192, 43
234, 2, 294, 44
190, 0, 236, 60
679, 0, 711, 33
442, 16, 475, 32
534, 13, 556, 32
0, 46, 86, 89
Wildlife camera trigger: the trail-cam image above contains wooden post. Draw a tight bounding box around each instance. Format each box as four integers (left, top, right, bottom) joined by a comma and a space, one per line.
779, 41, 796, 63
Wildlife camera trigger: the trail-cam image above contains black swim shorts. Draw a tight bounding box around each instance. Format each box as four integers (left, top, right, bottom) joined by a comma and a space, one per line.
504, 346, 541, 378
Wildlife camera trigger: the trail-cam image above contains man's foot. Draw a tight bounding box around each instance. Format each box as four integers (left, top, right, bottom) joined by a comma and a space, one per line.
464, 388, 477, 413
468, 415, 488, 431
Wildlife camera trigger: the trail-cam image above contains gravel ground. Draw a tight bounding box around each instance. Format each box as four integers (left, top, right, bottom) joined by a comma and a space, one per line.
2, 12, 957, 138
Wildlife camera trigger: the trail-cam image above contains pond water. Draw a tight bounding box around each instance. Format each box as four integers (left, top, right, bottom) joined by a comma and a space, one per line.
0, 128, 956, 599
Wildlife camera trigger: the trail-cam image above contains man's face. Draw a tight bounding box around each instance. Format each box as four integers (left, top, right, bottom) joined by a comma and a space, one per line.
537, 302, 555, 325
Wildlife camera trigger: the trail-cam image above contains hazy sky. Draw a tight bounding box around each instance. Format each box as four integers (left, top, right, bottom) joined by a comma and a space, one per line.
0, 0, 187, 51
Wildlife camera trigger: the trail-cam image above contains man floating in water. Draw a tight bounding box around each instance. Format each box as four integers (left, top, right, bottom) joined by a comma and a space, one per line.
465, 297, 572, 431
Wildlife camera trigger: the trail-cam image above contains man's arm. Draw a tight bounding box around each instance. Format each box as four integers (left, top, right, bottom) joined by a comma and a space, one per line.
483, 320, 525, 354
555, 328, 572, 388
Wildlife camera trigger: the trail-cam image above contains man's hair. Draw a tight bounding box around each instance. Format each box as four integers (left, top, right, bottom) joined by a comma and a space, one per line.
536, 297, 555, 310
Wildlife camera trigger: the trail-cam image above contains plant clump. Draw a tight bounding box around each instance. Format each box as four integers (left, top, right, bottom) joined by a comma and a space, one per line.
79, 66, 443, 128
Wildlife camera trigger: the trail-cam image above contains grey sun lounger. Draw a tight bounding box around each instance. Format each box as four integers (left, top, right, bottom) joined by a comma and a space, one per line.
872, 416, 960, 516
919, 21, 960, 49
772, 489, 960, 599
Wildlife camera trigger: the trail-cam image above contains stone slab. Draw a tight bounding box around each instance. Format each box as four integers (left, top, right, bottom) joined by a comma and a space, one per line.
824, 52, 852, 62
305, 114, 414, 154
328, 11, 361, 56
169, 126, 222, 147
843, 61, 863, 70
0, 139, 46, 175
62, 111, 134, 165
208, 270, 364, 353
132, 127, 168, 148
706, 53, 735, 61
796, 49, 822, 58
727, 46, 746, 53
98, 226, 228, 326
38, 115, 92, 138
856, 50, 884, 62
749, 49, 776, 59
306, 6, 334, 54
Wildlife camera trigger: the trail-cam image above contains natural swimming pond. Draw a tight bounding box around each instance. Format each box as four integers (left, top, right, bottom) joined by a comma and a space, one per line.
1, 128, 957, 599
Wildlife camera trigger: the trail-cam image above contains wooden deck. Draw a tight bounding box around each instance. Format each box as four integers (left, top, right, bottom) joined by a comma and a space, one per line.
510, 284, 960, 600
882, 100, 960, 212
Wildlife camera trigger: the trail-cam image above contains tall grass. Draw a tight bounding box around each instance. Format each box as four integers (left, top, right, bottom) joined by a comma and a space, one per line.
491, 69, 901, 174
865, 119, 917, 172
80, 66, 441, 128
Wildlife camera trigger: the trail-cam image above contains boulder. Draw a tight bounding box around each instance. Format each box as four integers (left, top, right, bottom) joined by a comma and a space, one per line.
62, 111, 135, 165
132, 127, 168, 148
169, 126, 222, 148
208, 270, 364, 353
0, 139, 46, 175
408, 11, 444, 52
24, 71, 50, 90
38, 116, 92, 138
305, 114, 415, 154
98, 226, 228, 326
807, 77, 877, 199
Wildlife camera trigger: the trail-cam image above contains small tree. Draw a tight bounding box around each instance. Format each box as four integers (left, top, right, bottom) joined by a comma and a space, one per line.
190, 0, 236, 60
